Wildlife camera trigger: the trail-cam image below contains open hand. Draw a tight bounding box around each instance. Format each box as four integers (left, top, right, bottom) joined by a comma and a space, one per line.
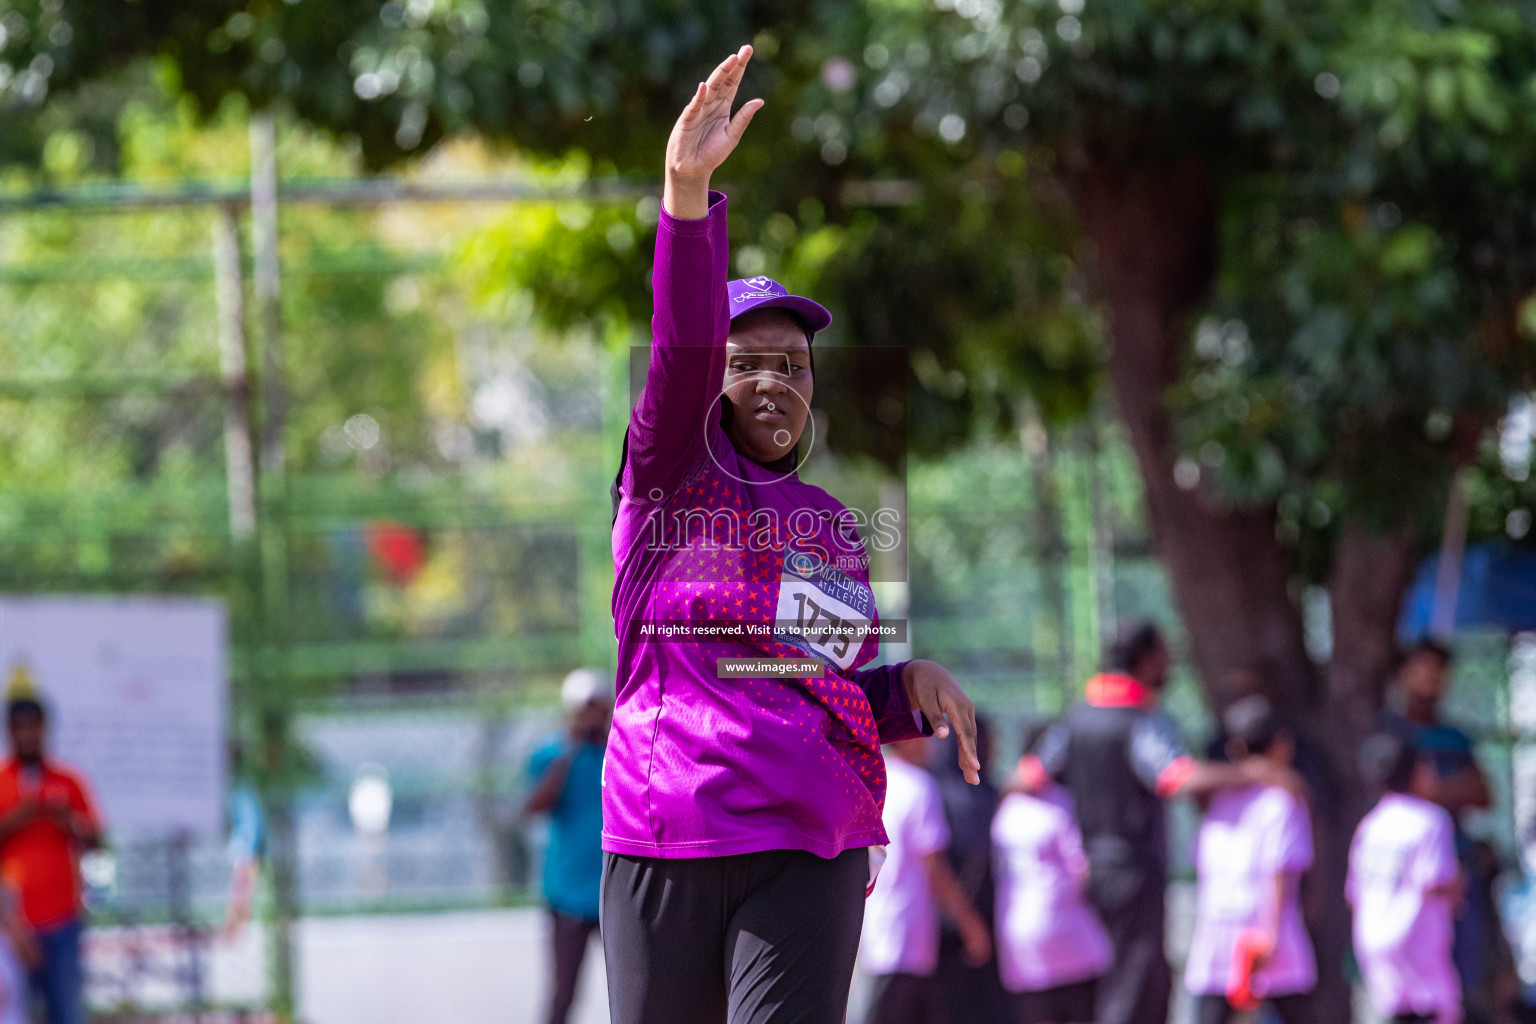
663, 45, 764, 218
904, 660, 981, 784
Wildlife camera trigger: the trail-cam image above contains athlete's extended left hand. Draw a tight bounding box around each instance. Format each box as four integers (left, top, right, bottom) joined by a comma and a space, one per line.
903, 660, 981, 785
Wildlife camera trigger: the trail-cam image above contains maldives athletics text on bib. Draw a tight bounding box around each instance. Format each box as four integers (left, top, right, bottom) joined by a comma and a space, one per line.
772, 543, 875, 673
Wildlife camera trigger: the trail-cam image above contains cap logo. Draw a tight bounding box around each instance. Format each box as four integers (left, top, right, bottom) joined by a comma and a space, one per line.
733, 276, 787, 302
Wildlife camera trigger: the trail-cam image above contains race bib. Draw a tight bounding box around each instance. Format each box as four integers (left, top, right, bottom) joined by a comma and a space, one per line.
773, 545, 874, 672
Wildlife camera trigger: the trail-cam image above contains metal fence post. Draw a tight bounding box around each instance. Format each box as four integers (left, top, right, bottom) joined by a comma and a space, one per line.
250, 110, 298, 1021
213, 201, 258, 541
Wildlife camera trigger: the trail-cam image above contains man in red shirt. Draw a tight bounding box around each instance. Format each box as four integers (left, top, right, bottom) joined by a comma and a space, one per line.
0, 694, 102, 1024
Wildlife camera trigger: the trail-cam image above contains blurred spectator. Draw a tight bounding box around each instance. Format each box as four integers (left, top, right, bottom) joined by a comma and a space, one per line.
1379, 641, 1490, 812
0, 881, 35, 1024
1349, 732, 1463, 1024
1507, 819, 1536, 1023
993, 721, 1110, 1024
926, 720, 1010, 1023
862, 736, 991, 1024
1205, 664, 1346, 1013
1205, 666, 1338, 820
0, 682, 103, 1024
1017, 621, 1302, 1024
222, 740, 265, 940
1184, 697, 1317, 1024
524, 668, 612, 1024
1379, 639, 1516, 1023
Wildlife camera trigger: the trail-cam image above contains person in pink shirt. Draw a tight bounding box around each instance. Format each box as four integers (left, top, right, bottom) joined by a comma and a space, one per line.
860, 737, 991, 1024
992, 722, 1111, 1024
1183, 697, 1316, 1024
1348, 731, 1464, 1024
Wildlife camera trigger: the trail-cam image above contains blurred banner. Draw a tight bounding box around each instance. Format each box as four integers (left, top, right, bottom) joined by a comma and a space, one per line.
0, 596, 227, 837
1400, 543, 1536, 639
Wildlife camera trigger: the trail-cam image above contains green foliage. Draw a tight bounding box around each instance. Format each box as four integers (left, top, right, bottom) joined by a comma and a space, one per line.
1161, 1, 1536, 565
0, 86, 622, 689
1, 0, 1106, 454
0, 0, 759, 169
453, 152, 649, 335
5, 0, 1536, 576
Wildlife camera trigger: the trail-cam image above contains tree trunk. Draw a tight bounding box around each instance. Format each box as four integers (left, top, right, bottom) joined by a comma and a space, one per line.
1074, 155, 1356, 1023
1073, 157, 1316, 712
1328, 522, 1421, 740
1301, 522, 1423, 1022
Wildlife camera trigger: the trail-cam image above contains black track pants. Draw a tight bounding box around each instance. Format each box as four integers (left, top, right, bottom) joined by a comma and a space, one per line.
602, 848, 868, 1024
1093, 878, 1172, 1024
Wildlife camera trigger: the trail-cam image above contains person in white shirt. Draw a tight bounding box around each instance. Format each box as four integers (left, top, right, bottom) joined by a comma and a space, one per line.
861, 737, 991, 1024
1348, 731, 1463, 1024
993, 721, 1111, 1024
1183, 697, 1316, 1024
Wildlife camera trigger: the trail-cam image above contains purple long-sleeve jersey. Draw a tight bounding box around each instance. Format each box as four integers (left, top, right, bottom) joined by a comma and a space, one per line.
604, 191, 925, 860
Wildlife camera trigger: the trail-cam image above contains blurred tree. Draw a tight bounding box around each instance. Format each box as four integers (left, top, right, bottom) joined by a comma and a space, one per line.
0, 91, 565, 658
811, 0, 1536, 729
0, 0, 1105, 450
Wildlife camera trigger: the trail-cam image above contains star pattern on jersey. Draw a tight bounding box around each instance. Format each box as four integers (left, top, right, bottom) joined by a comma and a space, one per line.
647, 453, 890, 820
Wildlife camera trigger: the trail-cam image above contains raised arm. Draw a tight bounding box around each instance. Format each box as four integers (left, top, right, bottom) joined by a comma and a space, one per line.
662, 46, 763, 222
623, 46, 764, 502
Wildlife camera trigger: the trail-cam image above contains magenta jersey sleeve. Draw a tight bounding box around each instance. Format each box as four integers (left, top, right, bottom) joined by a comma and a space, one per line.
854, 661, 930, 743
622, 190, 732, 504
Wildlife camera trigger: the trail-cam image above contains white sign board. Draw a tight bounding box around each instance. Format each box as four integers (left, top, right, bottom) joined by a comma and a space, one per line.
0, 596, 227, 837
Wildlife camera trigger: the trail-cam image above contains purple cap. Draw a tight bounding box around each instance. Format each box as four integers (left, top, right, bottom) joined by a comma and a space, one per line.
727, 276, 832, 337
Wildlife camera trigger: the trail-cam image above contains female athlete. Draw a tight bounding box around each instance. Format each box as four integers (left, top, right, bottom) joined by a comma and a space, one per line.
603, 44, 982, 1024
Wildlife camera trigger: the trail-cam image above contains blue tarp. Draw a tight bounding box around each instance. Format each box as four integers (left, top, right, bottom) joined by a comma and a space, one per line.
1399, 541, 1536, 638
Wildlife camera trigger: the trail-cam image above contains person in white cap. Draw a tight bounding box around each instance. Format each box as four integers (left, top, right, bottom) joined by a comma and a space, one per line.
525, 668, 614, 1024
